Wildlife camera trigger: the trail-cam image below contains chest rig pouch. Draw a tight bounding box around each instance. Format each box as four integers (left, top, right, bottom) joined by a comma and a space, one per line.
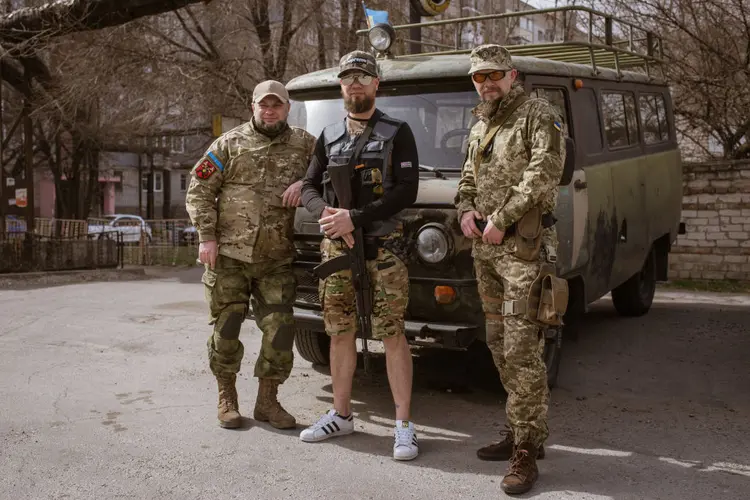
321, 112, 402, 253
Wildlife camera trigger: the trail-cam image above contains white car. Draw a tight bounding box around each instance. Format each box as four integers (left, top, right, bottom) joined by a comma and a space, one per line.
88, 214, 152, 243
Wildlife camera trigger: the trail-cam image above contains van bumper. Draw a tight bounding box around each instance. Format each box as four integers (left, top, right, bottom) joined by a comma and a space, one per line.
292, 307, 481, 349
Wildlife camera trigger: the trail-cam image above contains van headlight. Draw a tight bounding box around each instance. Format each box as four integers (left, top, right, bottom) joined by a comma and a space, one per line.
368, 23, 395, 52
416, 225, 450, 264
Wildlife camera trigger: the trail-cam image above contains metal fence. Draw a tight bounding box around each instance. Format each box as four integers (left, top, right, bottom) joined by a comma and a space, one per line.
1, 216, 199, 272
0, 231, 123, 274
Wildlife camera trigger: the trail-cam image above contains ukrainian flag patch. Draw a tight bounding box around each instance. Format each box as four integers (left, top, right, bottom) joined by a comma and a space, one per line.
553, 121, 562, 131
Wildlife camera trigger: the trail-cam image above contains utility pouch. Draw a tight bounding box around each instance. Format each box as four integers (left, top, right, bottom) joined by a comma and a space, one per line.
321, 170, 337, 206
525, 263, 568, 327
514, 206, 543, 261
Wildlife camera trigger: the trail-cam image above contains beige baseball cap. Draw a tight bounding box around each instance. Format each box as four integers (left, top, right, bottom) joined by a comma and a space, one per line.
253, 80, 289, 104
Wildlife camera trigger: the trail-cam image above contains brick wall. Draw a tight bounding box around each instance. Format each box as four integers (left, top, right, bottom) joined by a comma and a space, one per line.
669, 160, 750, 281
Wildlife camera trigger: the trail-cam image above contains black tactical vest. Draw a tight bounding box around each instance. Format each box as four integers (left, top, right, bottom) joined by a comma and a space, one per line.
321, 111, 403, 236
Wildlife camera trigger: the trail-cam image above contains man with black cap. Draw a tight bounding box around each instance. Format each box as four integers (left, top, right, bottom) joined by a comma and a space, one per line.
186, 79, 316, 431
299, 50, 421, 461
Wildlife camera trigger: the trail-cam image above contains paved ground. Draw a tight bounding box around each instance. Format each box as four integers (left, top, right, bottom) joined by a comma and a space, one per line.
1, 268, 749, 500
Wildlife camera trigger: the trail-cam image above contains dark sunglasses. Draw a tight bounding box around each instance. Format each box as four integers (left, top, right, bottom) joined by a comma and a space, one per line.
472, 71, 506, 83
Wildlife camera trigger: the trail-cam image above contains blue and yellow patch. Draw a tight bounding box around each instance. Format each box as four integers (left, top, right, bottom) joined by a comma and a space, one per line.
553, 121, 562, 132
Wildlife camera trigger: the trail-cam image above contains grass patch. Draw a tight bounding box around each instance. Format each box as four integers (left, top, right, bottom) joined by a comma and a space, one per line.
660, 279, 750, 294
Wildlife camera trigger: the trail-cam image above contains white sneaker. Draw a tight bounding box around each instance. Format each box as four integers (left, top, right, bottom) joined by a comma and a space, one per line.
393, 420, 419, 461
299, 409, 354, 442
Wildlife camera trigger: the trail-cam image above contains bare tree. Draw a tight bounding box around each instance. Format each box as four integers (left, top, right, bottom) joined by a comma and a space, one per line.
594, 0, 750, 160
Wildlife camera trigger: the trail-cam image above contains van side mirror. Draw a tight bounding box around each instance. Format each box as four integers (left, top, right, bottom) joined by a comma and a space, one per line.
559, 137, 575, 186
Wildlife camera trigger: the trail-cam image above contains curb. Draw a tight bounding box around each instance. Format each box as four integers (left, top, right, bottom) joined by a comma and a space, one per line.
0, 267, 149, 289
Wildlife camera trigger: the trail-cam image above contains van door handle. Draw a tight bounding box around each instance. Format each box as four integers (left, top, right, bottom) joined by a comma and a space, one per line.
574, 179, 587, 190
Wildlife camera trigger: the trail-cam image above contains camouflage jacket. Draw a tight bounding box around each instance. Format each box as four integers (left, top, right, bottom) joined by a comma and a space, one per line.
455, 84, 565, 260
185, 119, 316, 264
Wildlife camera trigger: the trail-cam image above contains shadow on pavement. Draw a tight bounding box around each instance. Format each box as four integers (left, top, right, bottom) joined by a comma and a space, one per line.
303, 297, 750, 498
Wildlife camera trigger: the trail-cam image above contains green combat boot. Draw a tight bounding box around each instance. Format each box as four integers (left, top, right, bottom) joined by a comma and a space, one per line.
216, 374, 242, 429
253, 378, 296, 429
501, 442, 540, 495
476, 427, 545, 461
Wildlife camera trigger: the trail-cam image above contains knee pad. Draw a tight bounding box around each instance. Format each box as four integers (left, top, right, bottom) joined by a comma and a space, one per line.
217, 303, 246, 340
271, 323, 296, 352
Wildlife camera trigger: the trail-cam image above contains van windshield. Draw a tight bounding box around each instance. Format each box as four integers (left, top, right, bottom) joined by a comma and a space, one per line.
288, 91, 480, 171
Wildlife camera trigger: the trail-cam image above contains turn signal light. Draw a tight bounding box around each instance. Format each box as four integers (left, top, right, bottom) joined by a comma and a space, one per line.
574, 79, 584, 90
434, 286, 456, 304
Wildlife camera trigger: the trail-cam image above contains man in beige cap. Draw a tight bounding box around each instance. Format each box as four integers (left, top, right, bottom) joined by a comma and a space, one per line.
186, 79, 316, 430
455, 44, 566, 494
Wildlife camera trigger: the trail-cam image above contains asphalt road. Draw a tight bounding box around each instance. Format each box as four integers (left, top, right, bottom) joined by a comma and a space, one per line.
1, 268, 749, 500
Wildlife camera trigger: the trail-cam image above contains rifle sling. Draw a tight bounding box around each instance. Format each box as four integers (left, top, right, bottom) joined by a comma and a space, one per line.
472, 94, 530, 182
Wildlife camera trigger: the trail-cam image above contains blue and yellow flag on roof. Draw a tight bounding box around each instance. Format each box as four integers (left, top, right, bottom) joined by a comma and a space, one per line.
362, 2, 390, 28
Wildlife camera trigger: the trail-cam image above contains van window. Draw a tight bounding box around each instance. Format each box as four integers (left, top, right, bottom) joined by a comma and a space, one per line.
577, 87, 603, 154
639, 93, 669, 144
602, 91, 639, 148
531, 87, 569, 127
289, 91, 479, 170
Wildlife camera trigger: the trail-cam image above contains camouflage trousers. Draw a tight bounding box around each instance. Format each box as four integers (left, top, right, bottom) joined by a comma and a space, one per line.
474, 253, 550, 448
202, 254, 296, 383
318, 237, 409, 339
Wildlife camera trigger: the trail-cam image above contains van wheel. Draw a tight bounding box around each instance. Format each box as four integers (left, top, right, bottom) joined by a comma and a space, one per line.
543, 327, 563, 389
294, 329, 330, 366
611, 248, 656, 317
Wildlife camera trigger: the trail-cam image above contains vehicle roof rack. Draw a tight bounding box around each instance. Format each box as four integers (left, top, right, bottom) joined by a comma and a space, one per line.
357, 5, 665, 79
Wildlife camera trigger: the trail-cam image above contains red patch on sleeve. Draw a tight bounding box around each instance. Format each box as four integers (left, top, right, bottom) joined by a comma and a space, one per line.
195, 159, 217, 180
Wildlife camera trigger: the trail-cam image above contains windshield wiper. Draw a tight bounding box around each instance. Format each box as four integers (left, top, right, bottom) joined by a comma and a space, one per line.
418, 164, 447, 179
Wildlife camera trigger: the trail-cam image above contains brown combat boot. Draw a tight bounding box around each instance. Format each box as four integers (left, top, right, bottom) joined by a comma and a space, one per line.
501, 442, 540, 495
216, 374, 242, 429
253, 378, 296, 429
476, 426, 545, 461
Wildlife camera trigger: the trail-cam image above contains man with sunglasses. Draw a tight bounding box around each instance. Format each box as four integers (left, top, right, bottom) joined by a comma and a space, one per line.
299, 50, 421, 461
455, 44, 566, 495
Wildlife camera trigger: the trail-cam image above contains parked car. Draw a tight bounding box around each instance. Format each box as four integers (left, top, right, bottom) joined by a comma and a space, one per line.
88, 214, 152, 243
180, 225, 197, 246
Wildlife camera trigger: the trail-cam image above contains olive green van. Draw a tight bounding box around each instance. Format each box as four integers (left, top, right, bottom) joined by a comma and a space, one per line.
284, 6, 683, 387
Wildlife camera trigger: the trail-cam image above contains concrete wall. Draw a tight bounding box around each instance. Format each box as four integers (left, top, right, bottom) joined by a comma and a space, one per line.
669, 160, 750, 281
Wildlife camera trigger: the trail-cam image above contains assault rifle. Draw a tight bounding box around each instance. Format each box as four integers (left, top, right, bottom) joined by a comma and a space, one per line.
311, 165, 374, 374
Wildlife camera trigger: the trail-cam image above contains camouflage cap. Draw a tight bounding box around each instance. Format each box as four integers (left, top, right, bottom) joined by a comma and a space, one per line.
468, 44, 513, 74
338, 50, 379, 78
253, 80, 289, 104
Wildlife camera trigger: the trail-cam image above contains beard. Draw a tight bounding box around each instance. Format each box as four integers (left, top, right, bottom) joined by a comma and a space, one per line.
253, 117, 288, 136
475, 97, 502, 118
344, 94, 375, 114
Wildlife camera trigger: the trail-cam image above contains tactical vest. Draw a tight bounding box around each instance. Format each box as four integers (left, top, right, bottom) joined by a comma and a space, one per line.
321, 112, 403, 236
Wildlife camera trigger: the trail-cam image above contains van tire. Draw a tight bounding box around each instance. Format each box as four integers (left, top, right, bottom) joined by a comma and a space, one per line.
543, 327, 562, 389
611, 248, 657, 317
294, 329, 330, 366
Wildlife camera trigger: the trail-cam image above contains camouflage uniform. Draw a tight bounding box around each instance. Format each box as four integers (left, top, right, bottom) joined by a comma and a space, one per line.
186, 94, 316, 428
455, 45, 565, 485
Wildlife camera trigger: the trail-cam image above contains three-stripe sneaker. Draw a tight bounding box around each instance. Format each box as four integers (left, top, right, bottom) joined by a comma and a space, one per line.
393, 420, 419, 461
299, 409, 354, 442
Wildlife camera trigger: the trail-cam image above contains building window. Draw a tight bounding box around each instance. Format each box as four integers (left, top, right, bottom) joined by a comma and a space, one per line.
171, 136, 185, 153
141, 172, 164, 192
180, 173, 188, 191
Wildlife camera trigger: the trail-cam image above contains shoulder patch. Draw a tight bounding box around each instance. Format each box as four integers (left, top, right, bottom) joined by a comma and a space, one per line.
400, 161, 412, 169
553, 121, 562, 132
195, 159, 218, 180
